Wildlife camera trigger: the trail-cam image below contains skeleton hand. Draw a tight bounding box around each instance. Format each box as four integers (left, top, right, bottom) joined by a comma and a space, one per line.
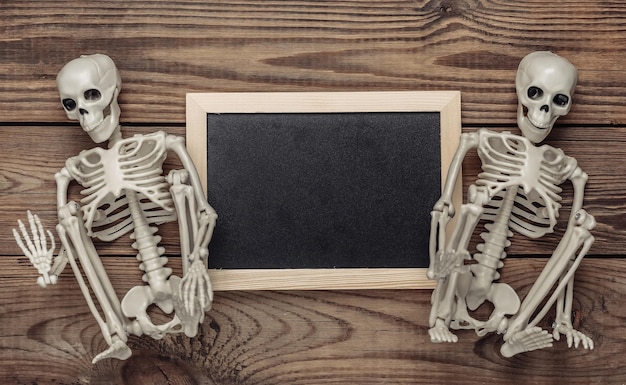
179, 257, 213, 316
433, 249, 469, 279
552, 321, 594, 350
13, 211, 59, 288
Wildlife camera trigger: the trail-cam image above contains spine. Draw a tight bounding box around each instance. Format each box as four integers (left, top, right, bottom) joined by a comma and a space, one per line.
473, 186, 517, 280
126, 190, 171, 295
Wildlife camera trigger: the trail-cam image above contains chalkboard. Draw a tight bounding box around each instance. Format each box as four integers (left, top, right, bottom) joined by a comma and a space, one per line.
206, 112, 440, 269
186, 92, 462, 290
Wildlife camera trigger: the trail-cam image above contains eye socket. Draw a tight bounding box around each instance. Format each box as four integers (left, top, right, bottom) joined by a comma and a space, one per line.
527, 86, 543, 100
62, 98, 77, 111
553, 94, 569, 107
84, 89, 102, 101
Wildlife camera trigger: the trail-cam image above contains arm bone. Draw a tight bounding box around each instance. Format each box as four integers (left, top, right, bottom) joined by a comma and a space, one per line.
428, 131, 479, 279
527, 210, 595, 328
529, 166, 594, 342
166, 135, 217, 315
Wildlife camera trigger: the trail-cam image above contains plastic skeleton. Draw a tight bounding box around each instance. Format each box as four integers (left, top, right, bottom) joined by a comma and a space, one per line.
13, 54, 217, 364
427, 51, 595, 357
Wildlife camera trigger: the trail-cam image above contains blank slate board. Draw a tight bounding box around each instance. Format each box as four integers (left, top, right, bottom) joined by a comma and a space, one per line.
186, 92, 462, 290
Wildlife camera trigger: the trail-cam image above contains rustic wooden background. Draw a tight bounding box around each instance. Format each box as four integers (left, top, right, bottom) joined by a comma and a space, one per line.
2, 1, 626, 384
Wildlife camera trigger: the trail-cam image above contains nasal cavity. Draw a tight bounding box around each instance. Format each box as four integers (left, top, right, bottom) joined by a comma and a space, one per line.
79, 108, 88, 115
540, 105, 549, 112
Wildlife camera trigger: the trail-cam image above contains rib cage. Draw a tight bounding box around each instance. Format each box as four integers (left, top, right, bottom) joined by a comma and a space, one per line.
89, 195, 176, 241
64, 131, 176, 240
475, 129, 578, 238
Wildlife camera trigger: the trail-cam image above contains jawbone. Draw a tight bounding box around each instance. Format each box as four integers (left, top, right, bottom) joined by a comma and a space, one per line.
517, 106, 552, 144
85, 114, 117, 143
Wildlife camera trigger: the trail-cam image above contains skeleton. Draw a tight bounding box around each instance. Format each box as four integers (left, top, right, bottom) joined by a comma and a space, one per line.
13, 54, 217, 364
427, 51, 595, 357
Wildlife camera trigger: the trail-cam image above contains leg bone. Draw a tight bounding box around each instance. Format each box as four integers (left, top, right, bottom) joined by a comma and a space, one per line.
428, 195, 485, 342
56, 206, 130, 363
502, 210, 594, 356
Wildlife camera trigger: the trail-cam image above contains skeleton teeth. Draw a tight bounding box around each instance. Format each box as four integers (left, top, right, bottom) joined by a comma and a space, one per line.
526, 116, 550, 129
83, 117, 106, 132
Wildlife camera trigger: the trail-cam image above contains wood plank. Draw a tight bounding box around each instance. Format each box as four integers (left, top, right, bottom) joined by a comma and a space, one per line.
0, 257, 622, 384
1, 1, 626, 125
2, 1, 626, 383
2, 125, 623, 256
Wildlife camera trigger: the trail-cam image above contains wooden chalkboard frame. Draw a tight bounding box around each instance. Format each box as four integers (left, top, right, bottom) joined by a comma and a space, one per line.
186, 91, 461, 290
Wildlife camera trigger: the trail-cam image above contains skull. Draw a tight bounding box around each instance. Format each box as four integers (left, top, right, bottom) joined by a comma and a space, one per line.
515, 51, 578, 143
56, 54, 122, 144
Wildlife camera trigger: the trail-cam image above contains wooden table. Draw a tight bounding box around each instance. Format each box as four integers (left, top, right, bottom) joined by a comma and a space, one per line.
1, 1, 625, 383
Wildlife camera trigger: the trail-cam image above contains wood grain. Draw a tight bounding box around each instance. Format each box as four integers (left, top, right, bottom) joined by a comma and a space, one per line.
1, 257, 624, 384
1, 1, 626, 125
2, 125, 623, 256
2, 1, 626, 383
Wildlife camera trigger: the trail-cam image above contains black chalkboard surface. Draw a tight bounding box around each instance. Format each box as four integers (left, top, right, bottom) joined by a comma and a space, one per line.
206, 112, 440, 269
186, 91, 461, 290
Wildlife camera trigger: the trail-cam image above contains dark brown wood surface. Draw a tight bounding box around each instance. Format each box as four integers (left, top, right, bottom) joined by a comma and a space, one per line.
1, 1, 625, 383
